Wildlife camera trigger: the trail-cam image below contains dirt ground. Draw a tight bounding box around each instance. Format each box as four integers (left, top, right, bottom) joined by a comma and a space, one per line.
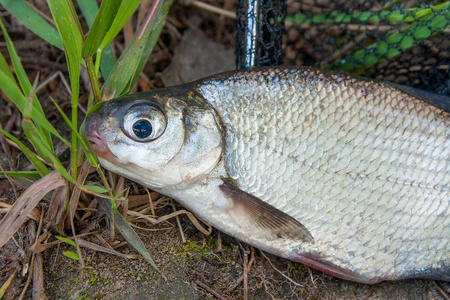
0, 1, 449, 299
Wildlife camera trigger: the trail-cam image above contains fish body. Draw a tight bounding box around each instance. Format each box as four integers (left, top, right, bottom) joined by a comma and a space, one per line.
84, 67, 450, 284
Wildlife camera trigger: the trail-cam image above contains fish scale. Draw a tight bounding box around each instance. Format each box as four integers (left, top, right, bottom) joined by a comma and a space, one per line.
197, 68, 450, 280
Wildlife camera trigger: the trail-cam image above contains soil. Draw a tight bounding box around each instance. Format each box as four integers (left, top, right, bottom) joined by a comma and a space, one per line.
0, 2, 449, 300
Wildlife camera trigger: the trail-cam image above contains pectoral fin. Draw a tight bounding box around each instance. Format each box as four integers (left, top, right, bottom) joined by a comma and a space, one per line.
220, 182, 314, 244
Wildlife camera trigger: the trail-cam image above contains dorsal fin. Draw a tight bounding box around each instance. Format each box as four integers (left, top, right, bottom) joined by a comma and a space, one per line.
220, 182, 314, 243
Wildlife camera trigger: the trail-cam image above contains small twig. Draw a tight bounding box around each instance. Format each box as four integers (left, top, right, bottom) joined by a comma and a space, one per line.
36, 71, 70, 94
230, 244, 256, 292
3, 138, 52, 168
195, 280, 231, 300
129, 222, 173, 232
186, 0, 236, 19
260, 250, 305, 288
37, 71, 87, 115
433, 280, 450, 300
145, 188, 155, 216
31, 231, 96, 254
26, 2, 55, 25
30, 209, 46, 300
166, 16, 184, 29
215, 0, 232, 41
170, 200, 186, 243
127, 208, 211, 235
19, 210, 44, 300
260, 278, 276, 300
18, 254, 34, 300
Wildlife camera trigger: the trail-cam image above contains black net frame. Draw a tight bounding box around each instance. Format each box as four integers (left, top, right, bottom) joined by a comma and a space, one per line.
236, 0, 449, 96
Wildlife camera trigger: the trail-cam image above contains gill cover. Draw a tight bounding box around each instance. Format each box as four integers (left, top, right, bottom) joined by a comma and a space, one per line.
84, 92, 223, 189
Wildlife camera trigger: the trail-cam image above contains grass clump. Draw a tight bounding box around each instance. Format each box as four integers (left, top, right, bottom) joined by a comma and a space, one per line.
0, 0, 173, 296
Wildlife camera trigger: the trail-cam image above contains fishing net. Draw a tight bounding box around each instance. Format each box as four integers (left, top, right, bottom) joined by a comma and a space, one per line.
236, 0, 450, 96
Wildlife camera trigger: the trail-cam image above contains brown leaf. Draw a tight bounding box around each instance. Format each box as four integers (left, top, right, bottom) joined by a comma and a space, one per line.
0, 171, 66, 248
77, 238, 138, 260
45, 183, 70, 231
0, 202, 40, 221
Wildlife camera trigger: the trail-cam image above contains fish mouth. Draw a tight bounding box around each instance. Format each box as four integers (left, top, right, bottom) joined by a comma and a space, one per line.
86, 130, 109, 156
84, 114, 111, 157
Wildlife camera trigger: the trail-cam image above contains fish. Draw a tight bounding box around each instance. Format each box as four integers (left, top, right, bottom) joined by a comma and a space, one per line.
83, 67, 450, 284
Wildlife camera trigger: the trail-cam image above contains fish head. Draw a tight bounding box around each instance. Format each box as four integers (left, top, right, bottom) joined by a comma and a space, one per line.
83, 91, 223, 189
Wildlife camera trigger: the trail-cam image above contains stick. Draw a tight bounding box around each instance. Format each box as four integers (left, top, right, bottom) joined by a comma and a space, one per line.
186, 0, 236, 19
433, 281, 450, 300
260, 250, 305, 288
195, 280, 231, 300
170, 200, 186, 243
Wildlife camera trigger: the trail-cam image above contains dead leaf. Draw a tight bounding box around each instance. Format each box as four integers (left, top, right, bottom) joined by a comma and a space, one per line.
0, 171, 66, 248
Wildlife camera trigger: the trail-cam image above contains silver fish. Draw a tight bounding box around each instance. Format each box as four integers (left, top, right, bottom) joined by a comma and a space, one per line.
84, 67, 450, 284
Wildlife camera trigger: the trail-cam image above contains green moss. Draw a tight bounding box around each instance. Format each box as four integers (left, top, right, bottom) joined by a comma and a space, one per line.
78, 291, 104, 300
88, 270, 107, 286
124, 272, 137, 278
169, 237, 218, 259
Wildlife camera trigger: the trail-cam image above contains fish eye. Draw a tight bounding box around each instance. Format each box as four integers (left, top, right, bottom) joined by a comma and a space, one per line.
123, 104, 166, 142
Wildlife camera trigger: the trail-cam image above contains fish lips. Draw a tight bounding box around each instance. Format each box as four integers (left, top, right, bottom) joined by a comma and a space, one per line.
84, 111, 111, 158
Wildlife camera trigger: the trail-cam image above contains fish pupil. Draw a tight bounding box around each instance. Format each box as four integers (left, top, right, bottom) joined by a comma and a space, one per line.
132, 119, 152, 139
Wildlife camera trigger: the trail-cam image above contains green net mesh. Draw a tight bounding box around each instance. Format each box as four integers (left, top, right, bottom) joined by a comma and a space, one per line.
236, 0, 449, 96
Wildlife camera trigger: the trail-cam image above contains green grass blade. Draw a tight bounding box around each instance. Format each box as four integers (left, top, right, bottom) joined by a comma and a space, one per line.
47, 0, 82, 106
21, 121, 54, 164
21, 93, 75, 182
22, 122, 77, 184
0, 52, 15, 83
97, 197, 160, 272
0, 19, 54, 151
0, 171, 42, 178
76, 0, 98, 27
103, 0, 172, 99
98, 46, 115, 80
77, 0, 115, 79
0, 0, 63, 49
111, 189, 125, 208
48, 0, 83, 179
50, 97, 99, 167
63, 251, 80, 260
81, 184, 109, 194
0, 69, 70, 147
55, 236, 77, 247
82, 0, 122, 58
0, 19, 32, 97
21, 76, 56, 162
0, 128, 49, 176
127, 0, 172, 94
98, 0, 141, 52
